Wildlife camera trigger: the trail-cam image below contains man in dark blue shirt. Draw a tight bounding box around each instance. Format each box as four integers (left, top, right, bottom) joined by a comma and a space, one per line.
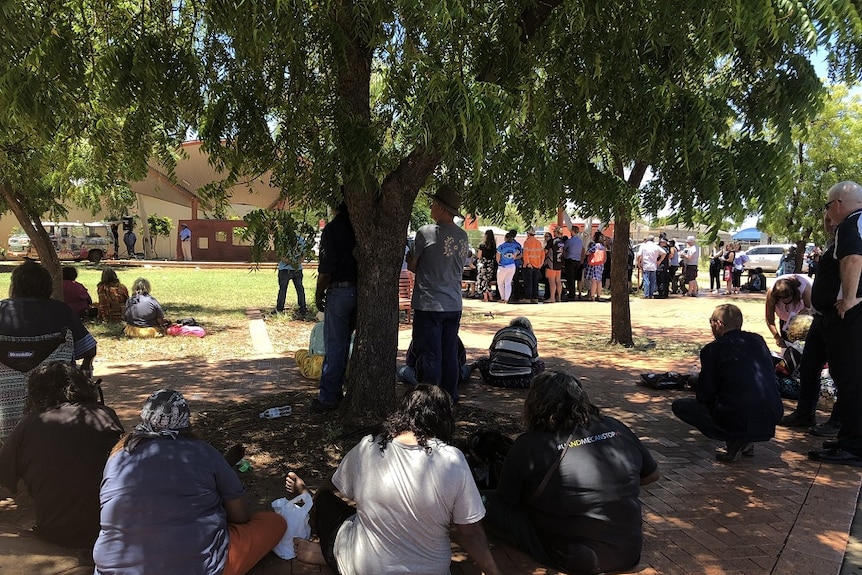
313, 200, 358, 412
672, 304, 782, 462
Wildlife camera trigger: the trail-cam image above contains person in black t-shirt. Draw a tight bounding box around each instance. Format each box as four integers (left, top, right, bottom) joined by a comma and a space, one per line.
483, 371, 658, 575
0, 363, 123, 547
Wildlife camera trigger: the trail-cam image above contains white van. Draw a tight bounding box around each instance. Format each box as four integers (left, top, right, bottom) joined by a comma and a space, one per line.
7, 222, 116, 263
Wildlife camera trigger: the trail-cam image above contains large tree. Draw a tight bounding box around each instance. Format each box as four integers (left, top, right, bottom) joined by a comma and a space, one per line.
760, 84, 862, 268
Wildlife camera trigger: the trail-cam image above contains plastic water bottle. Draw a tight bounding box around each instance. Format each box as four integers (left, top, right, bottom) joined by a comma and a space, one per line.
235, 459, 252, 473
259, 405, 292, 419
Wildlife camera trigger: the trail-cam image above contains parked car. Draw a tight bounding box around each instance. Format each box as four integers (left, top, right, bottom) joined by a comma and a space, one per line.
6, 221, 116, 263
744, 243, 810, 274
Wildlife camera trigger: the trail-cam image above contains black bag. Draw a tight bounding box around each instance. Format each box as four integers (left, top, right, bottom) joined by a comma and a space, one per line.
178, 317, 198, 326
462, 430, 514, 490
639, 372, 691, 390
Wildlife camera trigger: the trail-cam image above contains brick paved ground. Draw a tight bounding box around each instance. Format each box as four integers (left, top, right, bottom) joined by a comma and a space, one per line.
0, 290, 859, 575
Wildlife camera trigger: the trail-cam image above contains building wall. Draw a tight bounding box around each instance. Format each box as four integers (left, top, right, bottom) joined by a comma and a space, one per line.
0, 196, 193, 261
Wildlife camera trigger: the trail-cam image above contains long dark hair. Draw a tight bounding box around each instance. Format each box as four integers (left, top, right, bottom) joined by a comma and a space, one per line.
99, 267, 121, 287
482, 229, 496, 250
377, 384, 454, 452
771, 277, 802, 305
26, 362, 98, 413
524, 371, 600, 432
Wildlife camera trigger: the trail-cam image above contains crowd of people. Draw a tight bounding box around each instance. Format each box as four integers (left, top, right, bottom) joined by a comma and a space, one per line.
0, 181, 859, 574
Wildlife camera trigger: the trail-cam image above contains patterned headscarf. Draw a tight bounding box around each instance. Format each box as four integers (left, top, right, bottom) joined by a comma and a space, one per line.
126, 389, 190, 451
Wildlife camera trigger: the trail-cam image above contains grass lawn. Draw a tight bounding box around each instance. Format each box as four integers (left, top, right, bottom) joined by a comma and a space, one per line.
0, 263, 317, 363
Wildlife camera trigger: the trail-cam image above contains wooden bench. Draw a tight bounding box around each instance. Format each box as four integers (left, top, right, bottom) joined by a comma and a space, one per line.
399, 270, 415, 322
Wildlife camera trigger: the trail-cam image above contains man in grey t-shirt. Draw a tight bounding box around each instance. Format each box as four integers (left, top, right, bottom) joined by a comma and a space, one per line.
408, 185, 470, 402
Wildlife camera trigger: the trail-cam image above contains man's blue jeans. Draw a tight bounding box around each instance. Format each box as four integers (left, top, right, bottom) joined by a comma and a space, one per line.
643, 270, 657, 298
277, 268, 306, 312
412, 309, 462, 403
319, 286, 356, 406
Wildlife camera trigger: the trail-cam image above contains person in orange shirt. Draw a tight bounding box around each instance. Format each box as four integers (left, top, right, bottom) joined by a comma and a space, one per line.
522, 228, 546, 304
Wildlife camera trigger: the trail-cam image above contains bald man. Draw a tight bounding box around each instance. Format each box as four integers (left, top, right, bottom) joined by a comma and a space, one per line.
809, 181, 862, 466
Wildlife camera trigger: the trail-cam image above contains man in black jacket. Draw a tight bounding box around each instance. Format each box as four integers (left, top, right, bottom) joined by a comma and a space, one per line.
672, 304, 783, 462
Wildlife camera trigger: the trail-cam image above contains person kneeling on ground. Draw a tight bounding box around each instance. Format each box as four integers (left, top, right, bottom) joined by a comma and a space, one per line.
0, 362, 123, 548
288, 384, 501, 575
397, 337, 471, 386
739, 267, 767, 292
672, 304, 783, 462
123, 277, 171, 338
93, 389, 286, 575
483, 371, 659, 575
475, 316, 545, 388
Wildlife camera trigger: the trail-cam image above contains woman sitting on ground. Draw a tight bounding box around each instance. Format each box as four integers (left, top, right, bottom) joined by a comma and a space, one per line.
289, 384, 501, 575
0, 362, 123, 548
475, 316, 544, 388
483, 371, 659, 575
93, 389, 286, 575
62, 266, 97, 319
97, 267, 129, 323
123, 277, 170, 337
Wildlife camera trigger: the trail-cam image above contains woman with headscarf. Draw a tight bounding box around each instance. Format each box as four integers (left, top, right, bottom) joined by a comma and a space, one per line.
483, 371, 659, 575
93, 389, 286, 575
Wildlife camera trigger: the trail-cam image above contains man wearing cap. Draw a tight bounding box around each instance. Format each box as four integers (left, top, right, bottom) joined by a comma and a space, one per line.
522, 228, 544, 303
180, 224, 192, 261
313, 199, 358, 412
681, 236, 700, 297
408, 185, 470, 402
635, 235, 665, 299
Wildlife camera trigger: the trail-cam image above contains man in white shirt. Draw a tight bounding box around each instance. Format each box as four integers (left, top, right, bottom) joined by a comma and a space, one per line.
681, 236, 701, 297
636, 236, 665, 298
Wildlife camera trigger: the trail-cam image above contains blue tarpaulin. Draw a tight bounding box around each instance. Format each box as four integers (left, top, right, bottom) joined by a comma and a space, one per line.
732, 227, 762, 241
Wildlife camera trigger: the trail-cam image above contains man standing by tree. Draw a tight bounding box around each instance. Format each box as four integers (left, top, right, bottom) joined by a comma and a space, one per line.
682, 236, 701, 297
809, 181, 862, 466
313, 201, 357, 413
408, 185, 470, 403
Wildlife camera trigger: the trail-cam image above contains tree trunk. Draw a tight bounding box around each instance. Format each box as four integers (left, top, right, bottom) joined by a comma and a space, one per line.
610, 203, 634, 346
341, 152, 440, 422
0, 184, 64, 299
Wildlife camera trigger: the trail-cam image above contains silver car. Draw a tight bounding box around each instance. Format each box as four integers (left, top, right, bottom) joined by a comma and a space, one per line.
743, 244, 793, 273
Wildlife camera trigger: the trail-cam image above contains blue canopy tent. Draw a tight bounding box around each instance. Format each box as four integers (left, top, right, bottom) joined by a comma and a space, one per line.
732, 227, 763, 242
